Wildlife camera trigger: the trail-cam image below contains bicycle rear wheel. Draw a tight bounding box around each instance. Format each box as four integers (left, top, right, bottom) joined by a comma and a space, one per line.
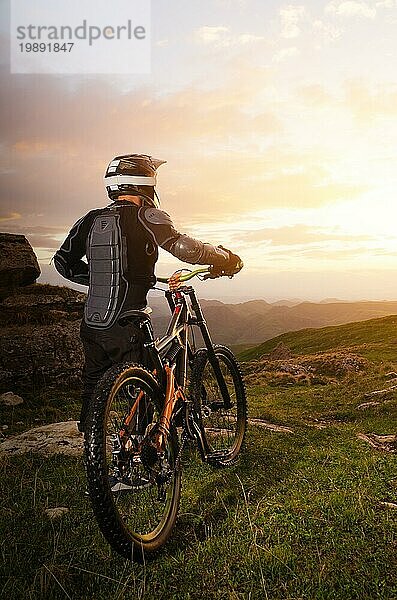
189, 345, 247, 465
85, 363, 181, 561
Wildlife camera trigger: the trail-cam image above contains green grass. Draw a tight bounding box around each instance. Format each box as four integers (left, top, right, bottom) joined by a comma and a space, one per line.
239, 314, 397, 362
1, 320, 397, 599
0, 388, 82, 437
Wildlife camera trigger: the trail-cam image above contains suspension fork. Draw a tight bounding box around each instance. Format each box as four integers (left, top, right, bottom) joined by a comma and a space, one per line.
156, 363, 184, 451
187, 288, 233, 409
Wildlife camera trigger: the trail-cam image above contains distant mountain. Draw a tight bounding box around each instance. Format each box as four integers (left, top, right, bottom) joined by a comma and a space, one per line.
34, 267, 397, 347
270, 299, 301, 307
319, 298, 345, 304
148, 293, 397, 347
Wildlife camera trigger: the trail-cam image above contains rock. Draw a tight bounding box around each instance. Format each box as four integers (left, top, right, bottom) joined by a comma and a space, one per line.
0, 391, 24, 406
0, 421, 83, 456
1, 425, 8, 430
0, 370, 13, 387
0, 321, 83, 390
357, 433, 396, 453
357, 401, 381, 409
0, 233, 40, 290
379, 501, 397, 510
44, 507, 70, 520
269, 342, 293, 361
0, 286, 85, 327
249, 418, 294, 433
2, 294, 65, 307
0, 239, 86, 389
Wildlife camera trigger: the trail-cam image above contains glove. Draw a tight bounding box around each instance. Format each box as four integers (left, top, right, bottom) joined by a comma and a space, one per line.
205, 247, 243, 279
220, 246, 243, 275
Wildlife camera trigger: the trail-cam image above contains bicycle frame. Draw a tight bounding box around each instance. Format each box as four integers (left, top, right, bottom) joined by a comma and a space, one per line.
86, 268, 246, 559
119, 272, 234, 459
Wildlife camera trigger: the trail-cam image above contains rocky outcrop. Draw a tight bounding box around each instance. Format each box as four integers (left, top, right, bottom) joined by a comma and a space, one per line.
0, 233, 40, 291
0, 392, 24, 406
0, 421, 83, 456
245, 351, 369, 387
0, 285, 86, 326
0, 233, 86, 391
0, 320, 84, 390
269, 342, 293, 361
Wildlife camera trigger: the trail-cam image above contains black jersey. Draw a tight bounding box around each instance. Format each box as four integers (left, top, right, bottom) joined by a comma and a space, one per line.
54, 200, 230, 329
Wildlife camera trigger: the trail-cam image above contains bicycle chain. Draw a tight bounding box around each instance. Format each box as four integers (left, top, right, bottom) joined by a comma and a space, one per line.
175, 429, 189, 464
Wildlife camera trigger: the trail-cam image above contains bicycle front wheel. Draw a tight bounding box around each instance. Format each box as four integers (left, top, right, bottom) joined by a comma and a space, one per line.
85, 363, 181, 561
189, 345, 247, 465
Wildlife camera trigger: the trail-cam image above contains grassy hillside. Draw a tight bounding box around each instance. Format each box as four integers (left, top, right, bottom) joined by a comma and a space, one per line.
1, 316, 396, 599
239, 314, 397, 362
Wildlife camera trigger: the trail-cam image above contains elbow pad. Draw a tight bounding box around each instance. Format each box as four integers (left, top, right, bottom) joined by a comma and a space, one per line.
53, 251, 89, 286
170, 235, 229, 265
53, 252, 68, 278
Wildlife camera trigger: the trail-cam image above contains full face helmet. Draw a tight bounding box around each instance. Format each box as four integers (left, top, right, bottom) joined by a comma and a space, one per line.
104, 154, 166, 208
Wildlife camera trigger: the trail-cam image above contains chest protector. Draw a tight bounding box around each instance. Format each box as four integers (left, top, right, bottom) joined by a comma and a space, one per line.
84, 211, 128, 329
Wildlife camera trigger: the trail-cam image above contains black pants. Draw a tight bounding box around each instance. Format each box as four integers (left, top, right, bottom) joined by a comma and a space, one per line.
79, 319, 145, 430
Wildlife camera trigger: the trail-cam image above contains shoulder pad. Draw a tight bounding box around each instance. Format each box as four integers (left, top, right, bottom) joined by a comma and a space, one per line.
140, 207, 173, 226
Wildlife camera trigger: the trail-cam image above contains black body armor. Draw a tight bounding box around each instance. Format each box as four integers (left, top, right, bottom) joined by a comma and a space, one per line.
54, 201, 230, 330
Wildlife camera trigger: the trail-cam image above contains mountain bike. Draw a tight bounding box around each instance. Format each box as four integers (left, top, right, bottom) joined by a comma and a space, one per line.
84, 267, 247, 561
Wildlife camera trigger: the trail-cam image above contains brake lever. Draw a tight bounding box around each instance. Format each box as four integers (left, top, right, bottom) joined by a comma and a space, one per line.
203, 269, 235, 280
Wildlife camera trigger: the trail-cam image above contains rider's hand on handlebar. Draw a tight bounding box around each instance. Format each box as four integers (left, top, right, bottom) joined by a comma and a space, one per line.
205, 247, 244, 279
222, 246, 244, 275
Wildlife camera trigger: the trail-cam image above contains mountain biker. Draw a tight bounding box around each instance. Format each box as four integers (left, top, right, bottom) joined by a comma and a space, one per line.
53, 154, 243, 433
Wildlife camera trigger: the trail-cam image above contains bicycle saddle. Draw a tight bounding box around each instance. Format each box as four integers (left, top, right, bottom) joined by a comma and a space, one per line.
118, 306, 152, 325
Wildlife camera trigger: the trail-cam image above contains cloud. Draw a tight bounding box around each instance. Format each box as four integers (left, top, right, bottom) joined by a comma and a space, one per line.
193, 26, 264, 47
194, 26, 230, 45
0, 60, 274, 154
214, 0, 248, 6
175, 158, 368, 225
0, 223, 65, 250
239, 224, 373, 245
326, 1, 377, 18
156, 39, 169, 47
279, 5, 306, 39
298, 84, 334, 106
0, 61, 284, 225
273, 46, 300, 62
375, 0, 395, 7
344, 80, 397, 121
312, 19, 343, 41
0, 211, 21, 222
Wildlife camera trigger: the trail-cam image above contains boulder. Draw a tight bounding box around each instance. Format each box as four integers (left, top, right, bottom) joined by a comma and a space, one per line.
0, 284, 85, 327
2, 294, 65, 307
0, 421, 83, 456
269, 342, 293, 360
0, 392, 24, 406
0, 321, 83, 391
44, 507, 70, 520
0, 233, 40, 290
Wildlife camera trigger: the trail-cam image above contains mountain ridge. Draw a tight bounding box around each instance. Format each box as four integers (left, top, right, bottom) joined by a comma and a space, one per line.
149, 294, 397, 346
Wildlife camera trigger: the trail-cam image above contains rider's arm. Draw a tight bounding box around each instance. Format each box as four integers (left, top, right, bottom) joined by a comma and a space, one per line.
137, 207, 231, 266
53, 211, 98, 286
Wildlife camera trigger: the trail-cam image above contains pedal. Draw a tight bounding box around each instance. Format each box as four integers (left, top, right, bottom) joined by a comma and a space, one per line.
209, 401, 234, 411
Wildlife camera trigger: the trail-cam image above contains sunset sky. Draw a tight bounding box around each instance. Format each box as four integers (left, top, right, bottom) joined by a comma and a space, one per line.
1, 0, 397, 301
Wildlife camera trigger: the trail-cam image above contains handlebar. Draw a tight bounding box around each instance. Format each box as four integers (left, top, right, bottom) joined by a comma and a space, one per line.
156, 267, 209, 284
